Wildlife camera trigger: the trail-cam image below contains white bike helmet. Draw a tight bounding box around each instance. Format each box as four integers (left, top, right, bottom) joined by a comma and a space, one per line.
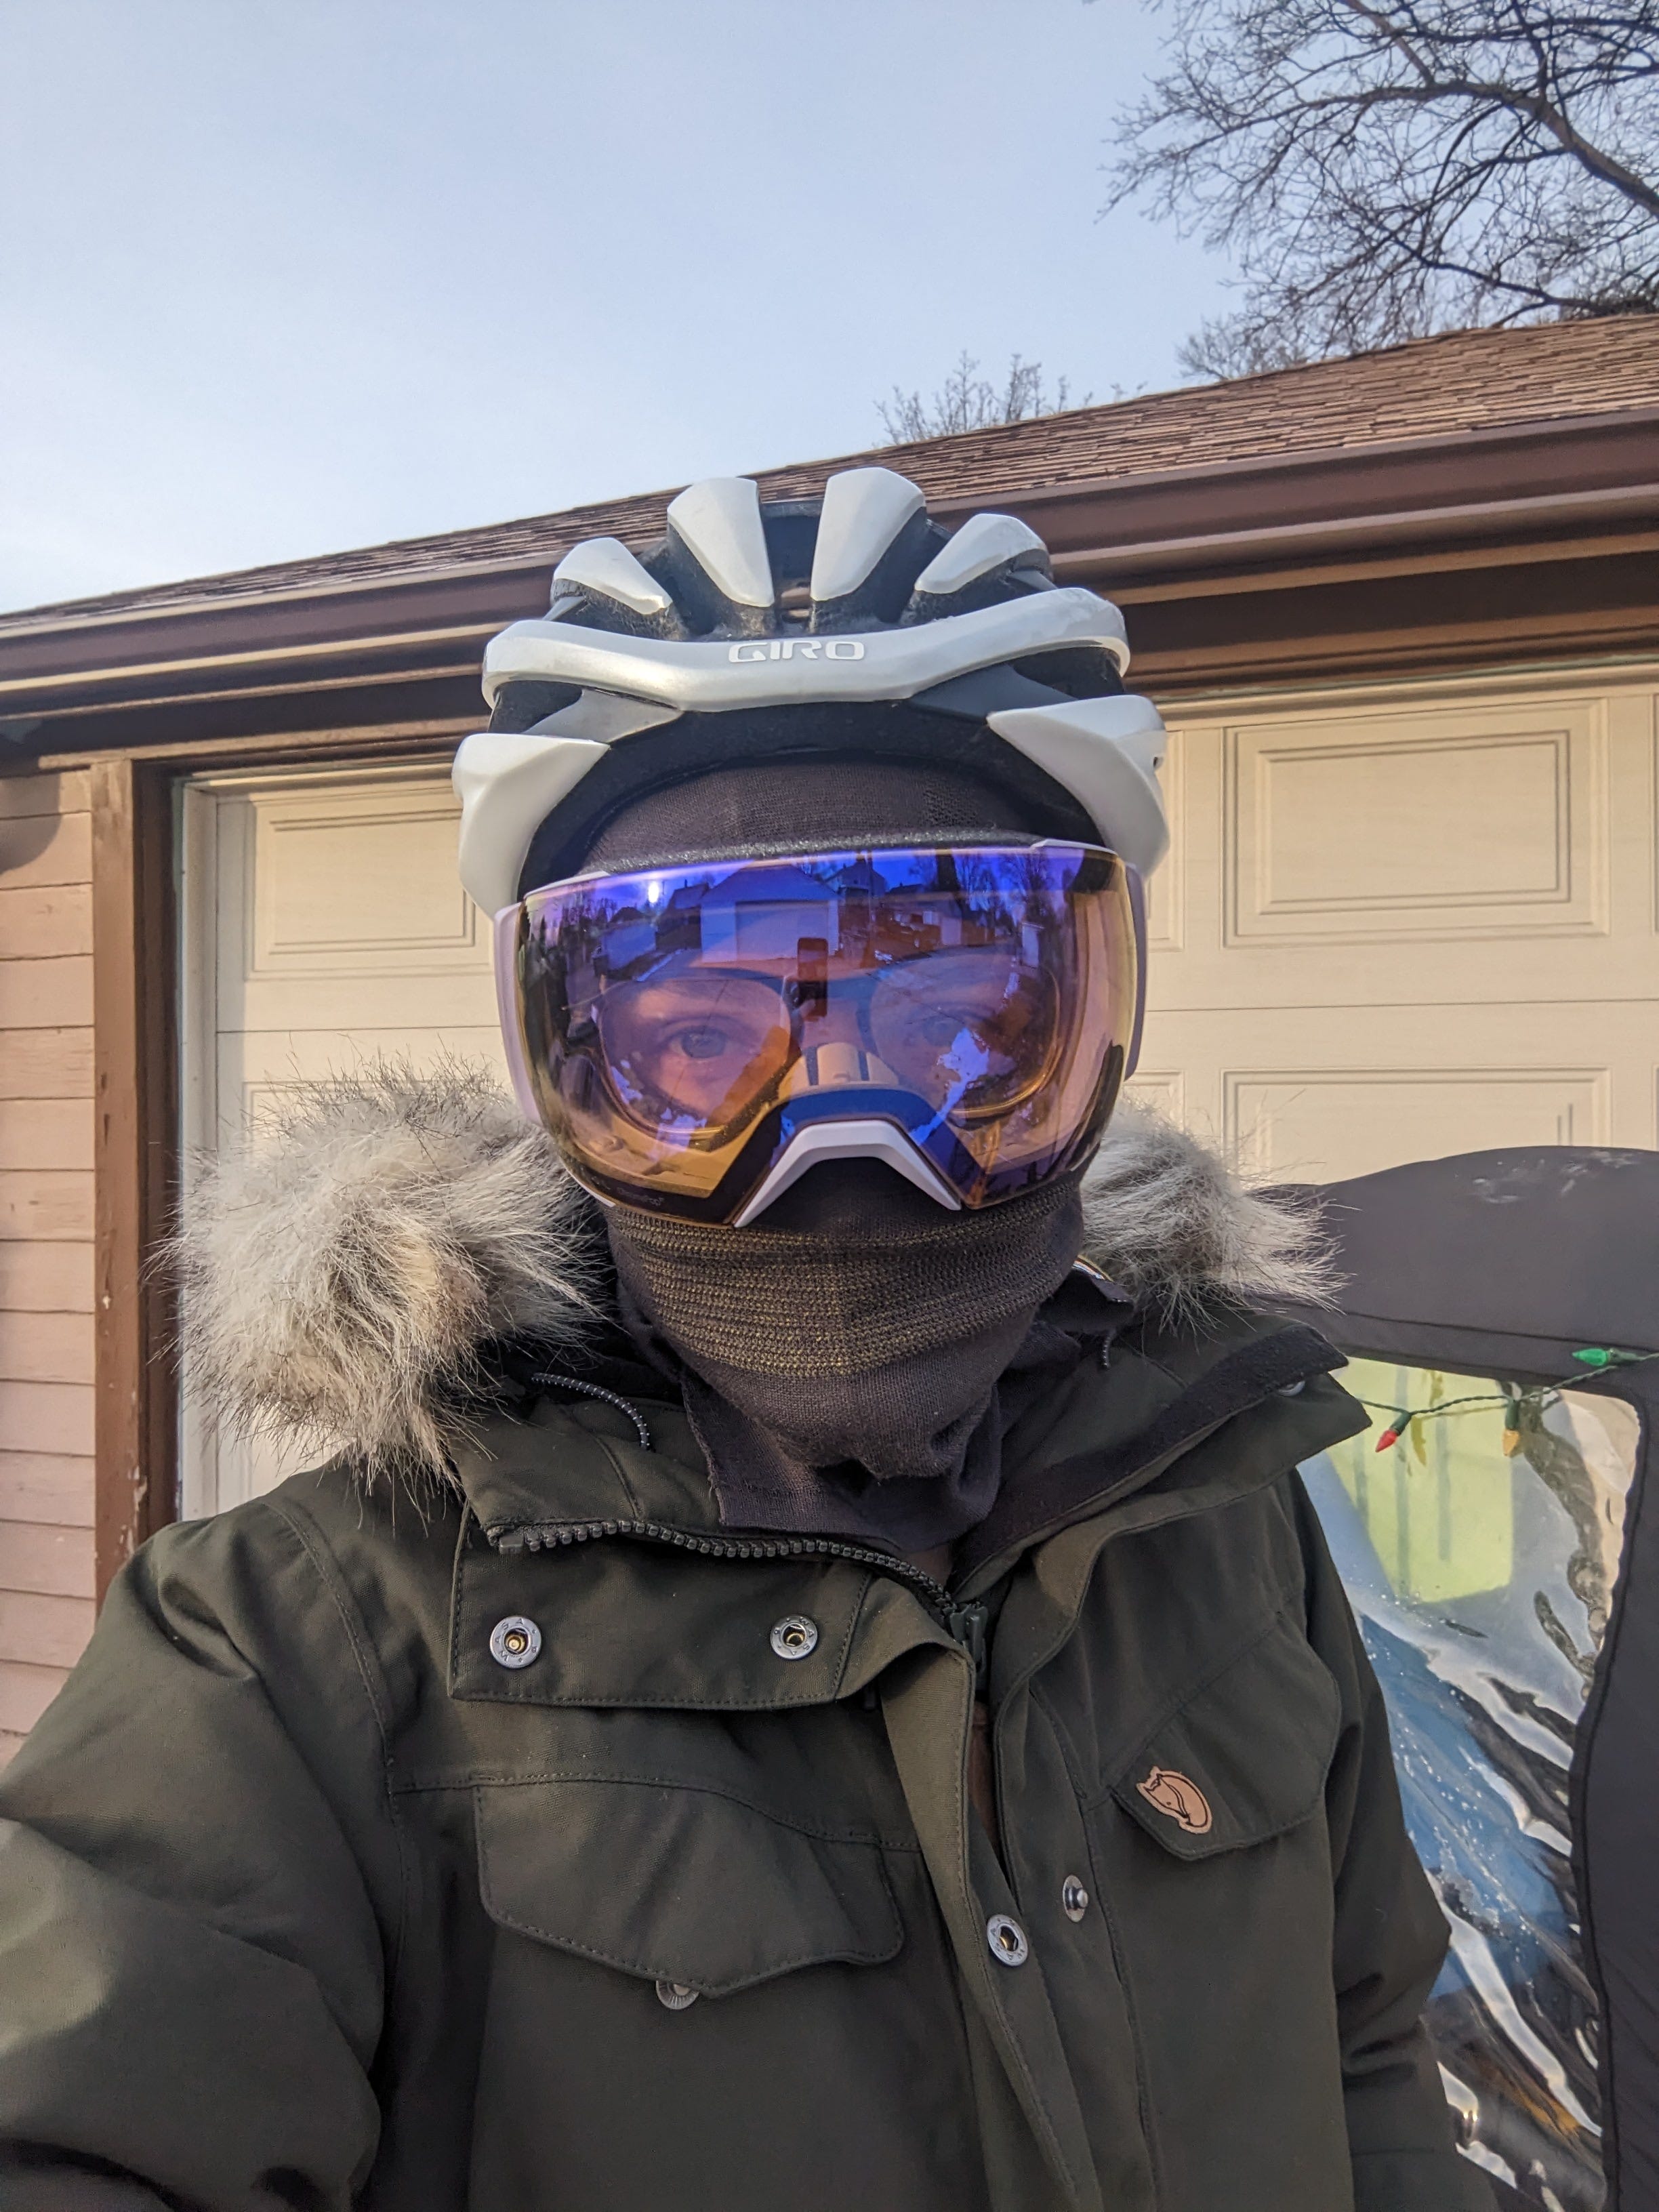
453, 465, 1169, 914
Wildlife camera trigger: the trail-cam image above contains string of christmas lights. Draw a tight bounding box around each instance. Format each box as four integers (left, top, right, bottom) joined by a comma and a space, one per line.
1361, 1347, 1658, 1456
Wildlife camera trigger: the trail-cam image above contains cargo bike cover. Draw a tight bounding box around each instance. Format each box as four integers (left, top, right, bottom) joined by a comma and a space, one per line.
1287, 1147, 1659, 2211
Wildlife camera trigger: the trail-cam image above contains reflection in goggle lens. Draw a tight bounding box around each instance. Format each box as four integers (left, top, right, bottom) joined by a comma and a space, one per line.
508, 844, 1136, 1223
598, 972, 793, 1128
592, 947, 1059, 1136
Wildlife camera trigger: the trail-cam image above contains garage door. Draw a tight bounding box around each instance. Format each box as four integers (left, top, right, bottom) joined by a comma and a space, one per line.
179, 672, 1658, 1507
178, 762, 506, 1515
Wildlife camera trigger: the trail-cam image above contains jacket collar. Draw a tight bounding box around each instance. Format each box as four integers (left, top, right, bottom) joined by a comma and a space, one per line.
449, 1303, 1353, 1570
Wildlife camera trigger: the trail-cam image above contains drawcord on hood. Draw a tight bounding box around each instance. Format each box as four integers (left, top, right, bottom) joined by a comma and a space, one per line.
527, 1370, 654, 1452
577, 758, 1100, 1549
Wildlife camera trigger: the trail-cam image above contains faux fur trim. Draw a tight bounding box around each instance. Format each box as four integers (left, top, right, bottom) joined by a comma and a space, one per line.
171, 1063, 598, 1481
1078, 1099, 1333, 1317
173, 1067, 1330, 1477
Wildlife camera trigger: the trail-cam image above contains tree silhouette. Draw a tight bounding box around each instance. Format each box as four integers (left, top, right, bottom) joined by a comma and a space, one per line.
1103, 1, 1659, 378
878, 352, 1094, 442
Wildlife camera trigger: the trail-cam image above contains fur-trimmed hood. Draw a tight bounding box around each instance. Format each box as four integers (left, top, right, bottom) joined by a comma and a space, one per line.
173, 1063, 1330, 1479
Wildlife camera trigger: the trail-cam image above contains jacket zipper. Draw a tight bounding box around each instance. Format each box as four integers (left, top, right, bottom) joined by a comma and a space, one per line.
508, 1380, 977, 1654
943, 1600, 991, 1694
491, 1513, 987, 1649
527, 1373, 653, 1450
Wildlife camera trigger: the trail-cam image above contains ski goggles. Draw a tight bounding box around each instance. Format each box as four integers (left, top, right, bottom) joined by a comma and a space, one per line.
495, 843, 1142, 1225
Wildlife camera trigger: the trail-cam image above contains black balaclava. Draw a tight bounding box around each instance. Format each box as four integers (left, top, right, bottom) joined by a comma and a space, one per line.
579, 757, 1088, 1550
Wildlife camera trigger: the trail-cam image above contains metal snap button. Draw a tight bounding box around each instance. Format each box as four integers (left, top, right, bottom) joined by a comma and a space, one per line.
489, 1615, 541, 1669
986, 1913, 1029, 1967
1061, 1875, 1090, 1923
656, 1979, 699, 2011
770, 1615, 819, 1660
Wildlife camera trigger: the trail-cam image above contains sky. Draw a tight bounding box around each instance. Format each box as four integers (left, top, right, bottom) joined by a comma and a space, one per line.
0, 0, 1231, 614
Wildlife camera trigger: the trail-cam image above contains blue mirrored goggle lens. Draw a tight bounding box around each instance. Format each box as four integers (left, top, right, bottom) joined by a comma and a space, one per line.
512, 844, 1132, 1218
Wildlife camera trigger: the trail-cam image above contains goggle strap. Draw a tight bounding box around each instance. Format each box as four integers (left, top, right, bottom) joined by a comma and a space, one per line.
1124, 864, 1148, 1078
493, 904, 541, 1125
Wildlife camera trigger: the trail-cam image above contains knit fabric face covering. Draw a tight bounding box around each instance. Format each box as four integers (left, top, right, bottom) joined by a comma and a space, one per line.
581, 759, 1089, 1550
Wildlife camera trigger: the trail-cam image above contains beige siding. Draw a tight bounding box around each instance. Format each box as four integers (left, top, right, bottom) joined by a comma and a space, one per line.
0, 771, 94, 1763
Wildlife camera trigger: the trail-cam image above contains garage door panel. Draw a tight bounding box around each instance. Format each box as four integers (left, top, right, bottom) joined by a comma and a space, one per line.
216, 976, 505, 1031
251, 791, 483, 975
1226, 698, 1606, 945
1248, 732, 1570, 908
1125, 1070, 1186, 1122
1148, 679, 1653, 1016
211, 774, 492, 1033
1141, 994, 1654, 1174
1225, 1067, 1610, 1182
214, 1028, 510, 1145
1150, 952, 1644, 1012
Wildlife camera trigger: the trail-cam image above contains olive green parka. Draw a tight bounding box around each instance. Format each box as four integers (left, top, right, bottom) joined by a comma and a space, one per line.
0, 1072, 1490, 2212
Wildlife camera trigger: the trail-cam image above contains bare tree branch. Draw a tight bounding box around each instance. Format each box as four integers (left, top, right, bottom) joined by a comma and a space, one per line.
876, 353, 1100, 443
1336, 0, 1659, 208
1103, 0, 1659, 375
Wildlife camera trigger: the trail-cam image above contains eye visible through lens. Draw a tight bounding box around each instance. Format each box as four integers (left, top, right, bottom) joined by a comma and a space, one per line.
596, 972, 792, 1128
869, 949, 1059, 1115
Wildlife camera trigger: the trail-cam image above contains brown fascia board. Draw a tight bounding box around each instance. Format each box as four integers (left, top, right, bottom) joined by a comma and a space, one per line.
1133, 540, 1659, 693
1, 404, 1656, 732
30, 539, 1656, 764
1018, 406, 1659, 556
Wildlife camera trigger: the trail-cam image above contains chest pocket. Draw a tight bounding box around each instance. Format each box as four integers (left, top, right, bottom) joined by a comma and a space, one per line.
476, 1777, 905, 1996
1105, 1605, 1342, 1861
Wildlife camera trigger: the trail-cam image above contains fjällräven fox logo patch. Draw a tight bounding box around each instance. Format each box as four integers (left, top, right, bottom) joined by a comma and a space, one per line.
1136, 1766, 1213, 1835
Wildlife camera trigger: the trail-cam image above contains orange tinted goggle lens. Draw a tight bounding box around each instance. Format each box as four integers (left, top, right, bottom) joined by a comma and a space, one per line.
505, 844, 1136, 1221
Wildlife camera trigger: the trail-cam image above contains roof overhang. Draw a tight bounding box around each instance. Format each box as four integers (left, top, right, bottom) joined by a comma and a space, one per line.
3, 403, 1657, 766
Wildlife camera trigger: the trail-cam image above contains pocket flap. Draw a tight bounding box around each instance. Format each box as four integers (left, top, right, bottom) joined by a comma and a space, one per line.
476, 1778, 904, 1996
1108, 1607, 1340, 1862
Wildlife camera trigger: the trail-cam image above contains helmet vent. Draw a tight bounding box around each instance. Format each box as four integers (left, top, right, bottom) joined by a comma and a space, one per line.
1009, 647, 1126, 701
758, 502, 823, 595
489, 680, 583, 734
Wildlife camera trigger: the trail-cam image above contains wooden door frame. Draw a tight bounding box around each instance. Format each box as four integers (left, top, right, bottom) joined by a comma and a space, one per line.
90, 757, 179, 1602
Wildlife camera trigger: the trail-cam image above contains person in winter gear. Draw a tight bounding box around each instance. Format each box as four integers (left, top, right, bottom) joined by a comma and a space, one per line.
0, 470, 1490, 2212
